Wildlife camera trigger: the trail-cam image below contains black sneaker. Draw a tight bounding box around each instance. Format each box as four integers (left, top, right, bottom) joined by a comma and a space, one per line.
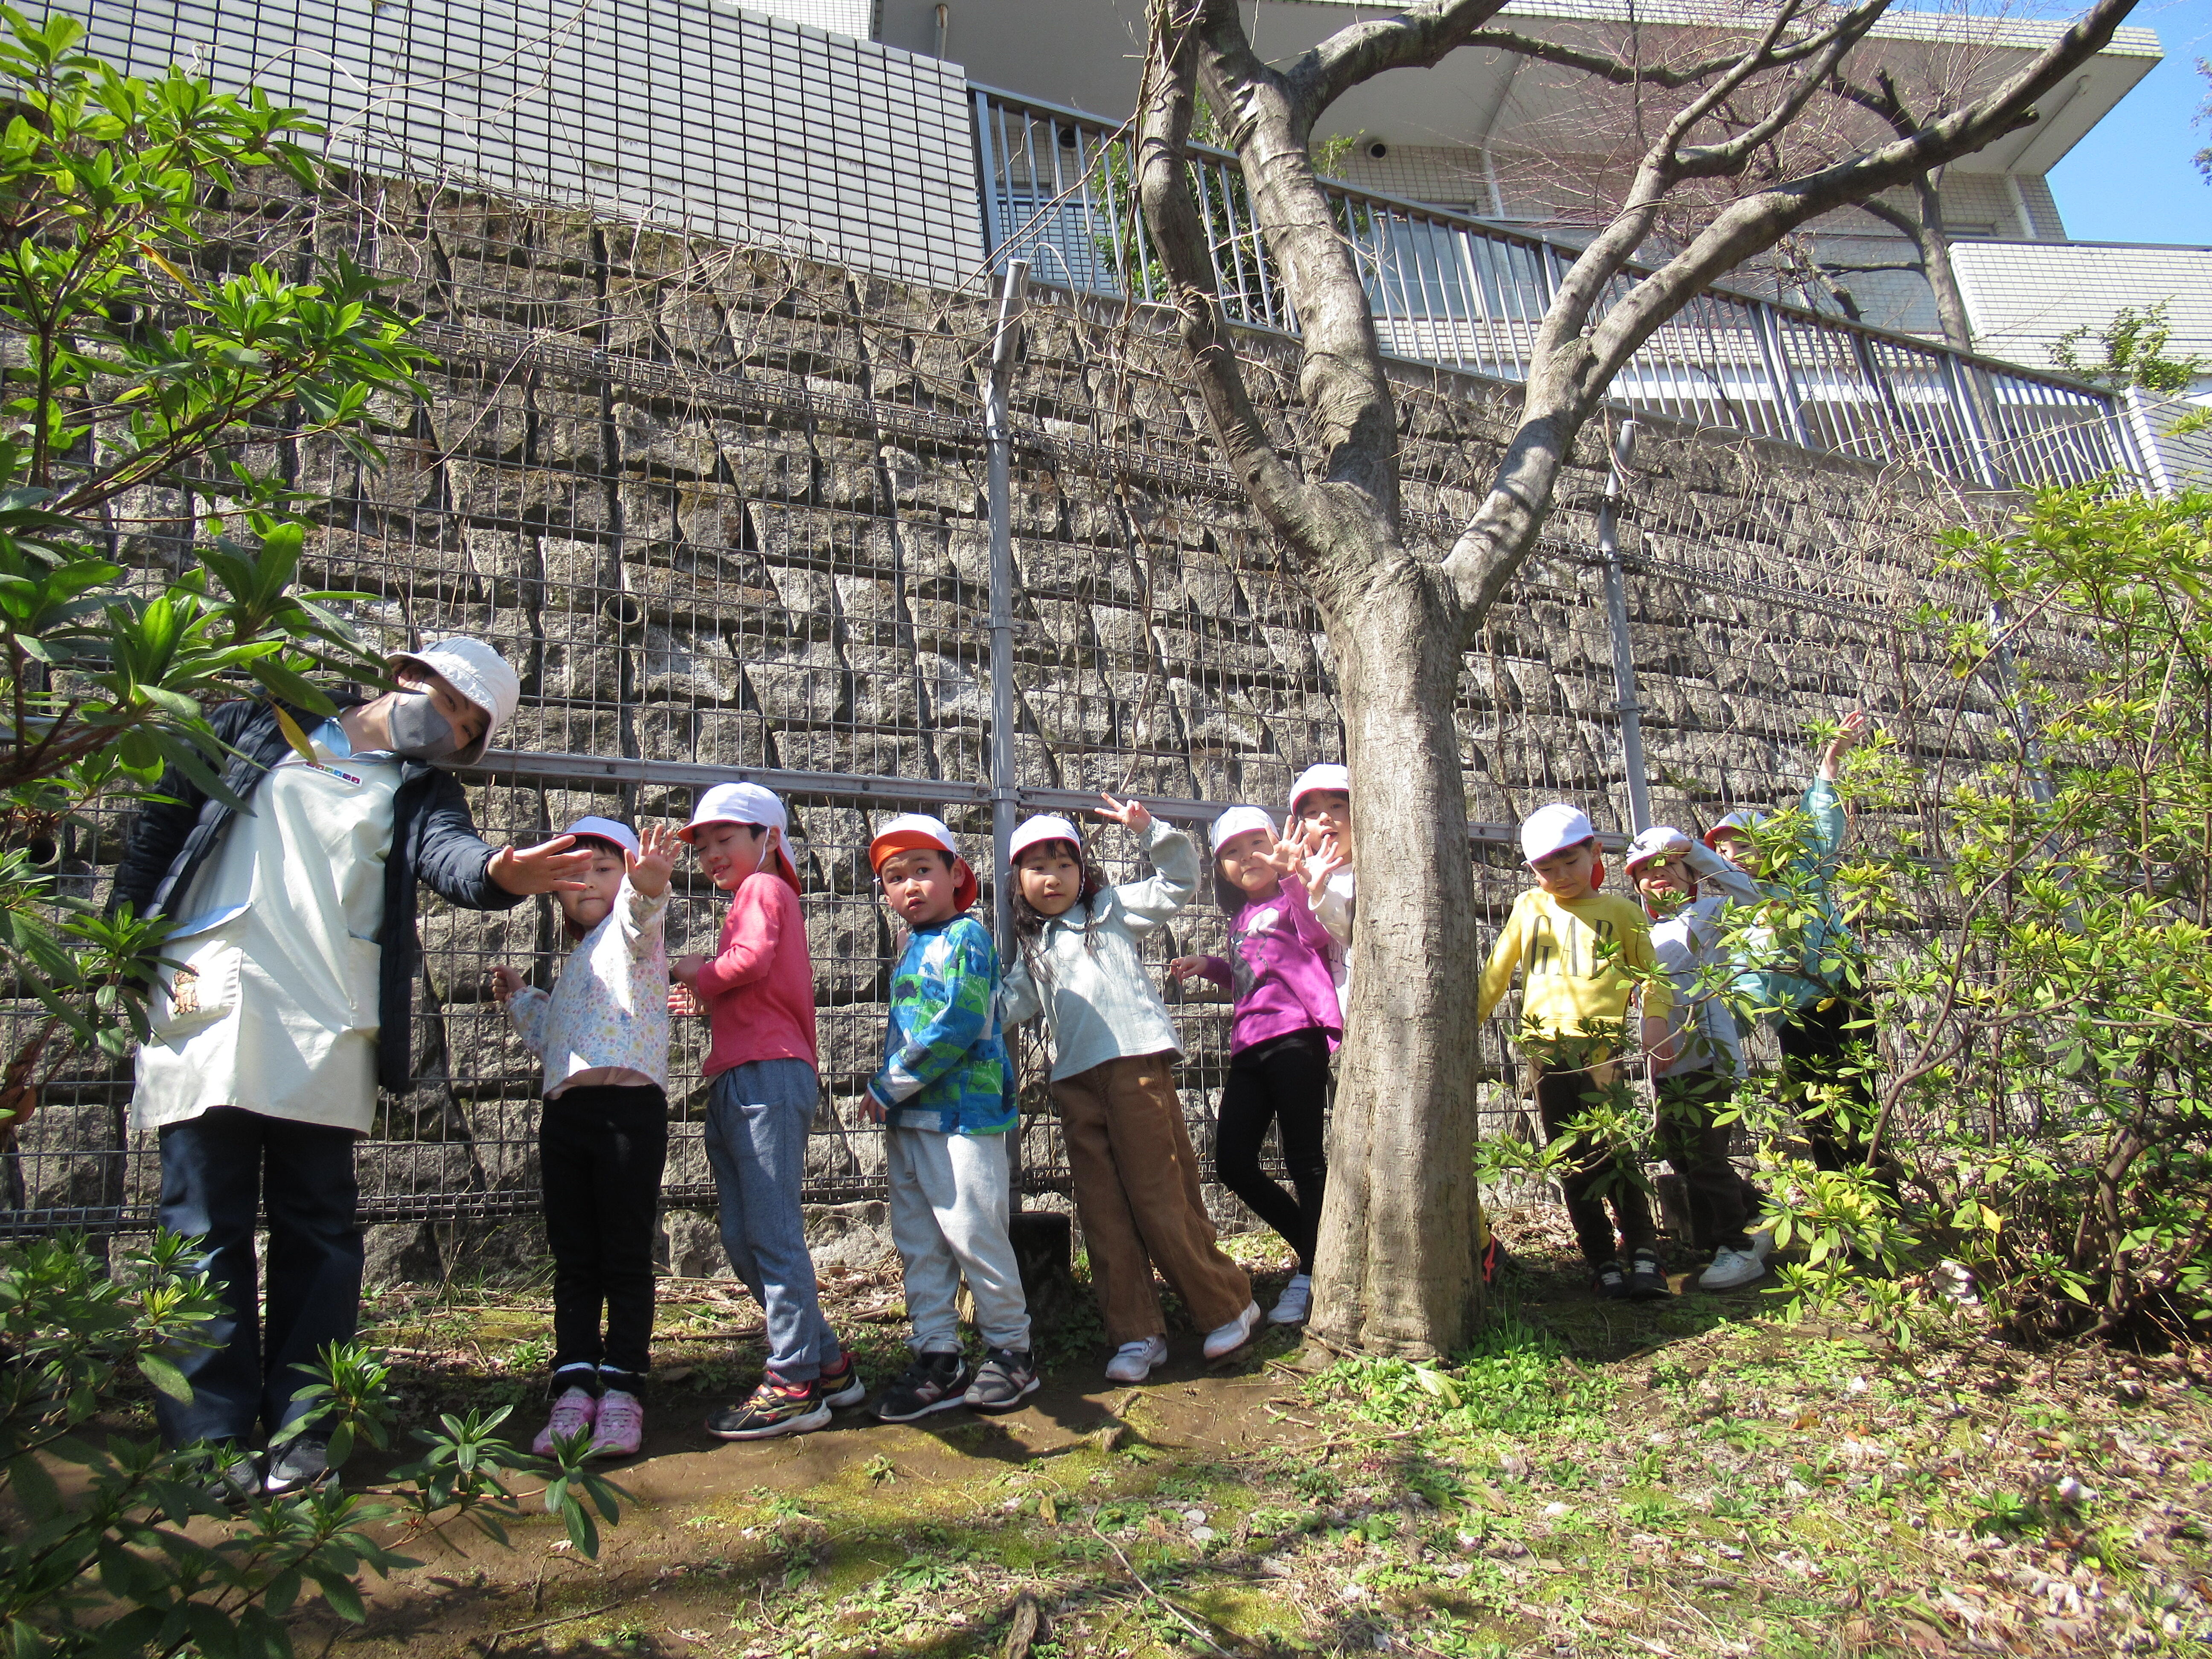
873, 1351, 974, 1422
963, 1348, 1040, 1414
263, 1432, 336, 1497
1593, 1260, 1630, 1299
706, 1377, 832, 1441
1627, 1249, 1673, 1301
817, 1350, 867, 1410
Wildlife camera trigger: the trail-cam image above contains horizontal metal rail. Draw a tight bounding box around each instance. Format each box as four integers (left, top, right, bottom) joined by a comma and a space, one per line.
970, 83, 2141, 496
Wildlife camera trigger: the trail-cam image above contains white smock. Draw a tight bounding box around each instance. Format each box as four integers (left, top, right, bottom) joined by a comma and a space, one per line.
132, 724, 401, 1135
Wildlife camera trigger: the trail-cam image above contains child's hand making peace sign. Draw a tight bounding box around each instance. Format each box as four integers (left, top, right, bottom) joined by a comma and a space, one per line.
1094, 793, 1153, 835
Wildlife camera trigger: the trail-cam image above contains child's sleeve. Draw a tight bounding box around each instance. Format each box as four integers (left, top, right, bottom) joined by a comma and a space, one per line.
1312, 867, 1354, 947
1476, 899, 1527, 1024
1284, 883, 1336, 956
1115, 821, 1200, 935
867, 924, 996, 1112
695, 877, 779, 995
616, 877, 671, 960
1623, 918, 1675, 1022
1800, 779, 1847, 876
1195, 954, 1232, 990
1000, 955, 1042, 1029
505, 986, 551, 1057
1684, 841, 1762, 908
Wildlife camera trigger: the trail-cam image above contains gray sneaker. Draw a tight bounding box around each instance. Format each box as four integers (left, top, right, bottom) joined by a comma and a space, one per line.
963, 1348, 1039, 1414
198, 1448, 262, 1508
263, 1432, 336, 1497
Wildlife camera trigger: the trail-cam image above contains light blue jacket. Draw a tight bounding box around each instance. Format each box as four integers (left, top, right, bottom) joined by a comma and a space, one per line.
1000, 819, 1199, 1082
869, 914, 1015, 1135
1738, 779, 1858, 1015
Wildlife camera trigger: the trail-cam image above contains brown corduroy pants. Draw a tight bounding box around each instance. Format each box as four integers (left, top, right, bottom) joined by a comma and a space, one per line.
1052, 1051, 1253, 1344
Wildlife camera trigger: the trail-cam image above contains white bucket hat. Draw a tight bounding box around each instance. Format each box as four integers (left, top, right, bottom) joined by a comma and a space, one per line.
1211, 805, 1277, 853
1520, 803, 1596, 865
679, 781, 801, 891
388, 637, 520, 765
561, 815, 640, 858
1009, 814, 1083, 864
1288, 763, 1350, 819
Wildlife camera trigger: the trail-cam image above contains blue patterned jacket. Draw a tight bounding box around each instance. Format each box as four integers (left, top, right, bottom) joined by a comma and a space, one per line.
868, 914, 1015, 1135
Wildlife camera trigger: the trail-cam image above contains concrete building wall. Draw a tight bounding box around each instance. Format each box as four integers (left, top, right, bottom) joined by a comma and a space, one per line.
69, 0, 982, 287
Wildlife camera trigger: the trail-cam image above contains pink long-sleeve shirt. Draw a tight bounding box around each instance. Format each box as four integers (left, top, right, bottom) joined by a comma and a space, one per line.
696, 871, 817, 1076
1196, 880, 1344, 1055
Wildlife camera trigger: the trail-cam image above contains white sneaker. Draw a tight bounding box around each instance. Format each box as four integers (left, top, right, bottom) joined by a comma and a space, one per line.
1105, 1335, 1169, 1383
1699, 1247, 1768, 1291
1202, 1301, 1262, 1361
1930, 1259, 1982, 1306
1267, 1274, 1313, 1326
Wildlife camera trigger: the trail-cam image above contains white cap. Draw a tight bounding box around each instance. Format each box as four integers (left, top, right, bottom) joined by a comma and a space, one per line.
1622, 825, 1694, 874
1288, 763, 1350, 818
1211, 804, 1276, 853
388, 637, 520, 765
1010, 814, 1082, 864
563, 815, 640, 857
680, 781, 801, 889
1520, 803, 1596, 865
1704, 809, 1763, 847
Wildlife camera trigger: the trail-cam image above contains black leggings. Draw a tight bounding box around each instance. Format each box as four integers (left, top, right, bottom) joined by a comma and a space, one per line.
1214, 1028, 1331, 1275
541, 1084, 669, 1392
1775, 996, 1880, 1172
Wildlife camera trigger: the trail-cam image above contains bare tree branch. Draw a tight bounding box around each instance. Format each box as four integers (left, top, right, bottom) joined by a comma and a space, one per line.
1460, 21, 1856, 91
1289, 0, 1514, 134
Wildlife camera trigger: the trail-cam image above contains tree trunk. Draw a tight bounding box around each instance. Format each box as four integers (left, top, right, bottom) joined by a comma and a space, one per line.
1912, 175, 1975, 355
1308, 555, 1487, 1357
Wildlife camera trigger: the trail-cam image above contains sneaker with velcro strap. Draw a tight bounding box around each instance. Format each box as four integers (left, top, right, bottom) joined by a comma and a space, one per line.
873, 1350, 974, 1422
707, 1375, 831, 1441
964, 1347, 1040, 1413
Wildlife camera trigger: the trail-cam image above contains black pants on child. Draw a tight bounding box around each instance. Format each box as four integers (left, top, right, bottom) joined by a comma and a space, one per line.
1214, 1028, 1331, 1275
1654, 1069, 1758, 1253
1531, 1051, 1657, 1269
1775, 995, 1882, 1173
541, 1084, 668, 1393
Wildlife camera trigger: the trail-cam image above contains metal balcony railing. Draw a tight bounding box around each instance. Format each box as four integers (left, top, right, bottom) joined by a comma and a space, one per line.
972, 84, 2146, 494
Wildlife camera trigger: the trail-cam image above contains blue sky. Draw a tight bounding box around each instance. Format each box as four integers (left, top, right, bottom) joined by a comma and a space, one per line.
2047, 0, 2212, 244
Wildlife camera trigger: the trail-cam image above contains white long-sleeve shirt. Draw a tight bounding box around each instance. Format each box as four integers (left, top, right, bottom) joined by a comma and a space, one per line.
506, 878, 671, 1098
1648, 843, 1762, 1080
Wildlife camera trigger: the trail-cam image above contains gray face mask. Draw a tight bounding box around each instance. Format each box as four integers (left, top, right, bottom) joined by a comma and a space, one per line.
387, 691, 463, 760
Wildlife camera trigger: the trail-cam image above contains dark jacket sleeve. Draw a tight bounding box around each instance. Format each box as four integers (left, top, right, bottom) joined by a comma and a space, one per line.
109, 699, 260, 916
413, 768, 526, 912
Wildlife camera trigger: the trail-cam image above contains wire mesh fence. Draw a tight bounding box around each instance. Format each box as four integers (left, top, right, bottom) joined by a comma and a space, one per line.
3, 143, 2037, 1257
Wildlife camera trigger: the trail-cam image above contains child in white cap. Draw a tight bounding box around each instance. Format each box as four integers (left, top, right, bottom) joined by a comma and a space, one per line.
1169, 805, 1342, 1335
1703, 711, 1880, 1177
864, 814, 1036, 1419
1621, 826, 1771, 1292
1478, 804, 1677, 1301
1284, 764, 1354, 1022
492, 815, 681, 1458
1001, 797, 1254, 1383
670, 783, 863, 1441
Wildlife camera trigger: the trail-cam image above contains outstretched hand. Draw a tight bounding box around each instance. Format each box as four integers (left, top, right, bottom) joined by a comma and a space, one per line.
668, 979, 703, 1017
488, 835, 594, 895
1167, 955, 1208, 984
489, 965, 527, 1002
1819, 709, 1870, 780
1296, 837, 1349, 905
629, 822, 681, 898
1095, 793, 1153, 835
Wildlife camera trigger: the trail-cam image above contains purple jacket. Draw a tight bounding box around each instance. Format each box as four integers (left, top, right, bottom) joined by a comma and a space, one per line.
1197, 881, 1344, 1054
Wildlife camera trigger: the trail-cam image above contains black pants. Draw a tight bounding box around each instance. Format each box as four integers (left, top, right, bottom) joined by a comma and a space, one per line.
1531, 1051, 1657, 1268
1776, 996, 1882, 1173
1214, 1028, 1331, 1275
1654, 1070, 1759, 1253
155, 1107, 363, 1448
541, 1084, 668, 1392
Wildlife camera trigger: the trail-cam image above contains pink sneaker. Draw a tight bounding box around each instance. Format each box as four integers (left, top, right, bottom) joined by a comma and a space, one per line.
533, 1385, 597, 1456
591, 1389, 644, 1458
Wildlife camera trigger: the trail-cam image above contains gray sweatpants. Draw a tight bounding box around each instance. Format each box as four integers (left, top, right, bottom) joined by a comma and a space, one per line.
885, 1126, 1032, 1356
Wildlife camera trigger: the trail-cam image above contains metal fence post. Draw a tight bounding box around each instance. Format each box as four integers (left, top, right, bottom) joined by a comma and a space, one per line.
985, 259, 1030, 1207
1598, 419, 1652, 835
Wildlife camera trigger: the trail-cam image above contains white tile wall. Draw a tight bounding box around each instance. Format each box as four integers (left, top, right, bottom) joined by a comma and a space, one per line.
71, 0, 982, 288
1952, 242, 2212, 371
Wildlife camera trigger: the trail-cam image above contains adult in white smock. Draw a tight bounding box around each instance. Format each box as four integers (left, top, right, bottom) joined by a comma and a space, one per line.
113, 639, 594, 1495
